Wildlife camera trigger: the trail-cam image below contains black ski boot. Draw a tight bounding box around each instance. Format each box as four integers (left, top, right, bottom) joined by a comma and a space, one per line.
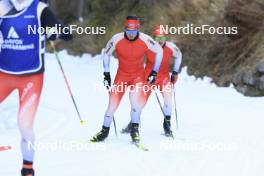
21, 160, 34, 176
163, 116, 173, 137
21, 168, 34, 176
130, 123, 140, 143
90, 126, 110, 142
121, 122, 132, 134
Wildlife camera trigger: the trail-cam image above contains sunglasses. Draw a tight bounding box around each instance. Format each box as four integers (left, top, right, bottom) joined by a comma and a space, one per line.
125, 30, 138, 36
154, 36, 167, 42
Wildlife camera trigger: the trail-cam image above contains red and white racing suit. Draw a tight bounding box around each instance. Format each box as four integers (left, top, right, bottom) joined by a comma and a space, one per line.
102, 32, 163, 126
143, 41, 182, 116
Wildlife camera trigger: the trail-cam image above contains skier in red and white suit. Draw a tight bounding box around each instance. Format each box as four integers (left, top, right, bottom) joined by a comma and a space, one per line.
122, 26, 182, 136
91, 16, 163, 143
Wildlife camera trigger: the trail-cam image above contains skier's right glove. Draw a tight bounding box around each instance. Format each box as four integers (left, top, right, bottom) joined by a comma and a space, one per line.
103, 72, 111, 89
147, 70, 158, 84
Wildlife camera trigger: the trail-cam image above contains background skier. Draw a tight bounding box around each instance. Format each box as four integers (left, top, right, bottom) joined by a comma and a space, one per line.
122, 25, 182, 137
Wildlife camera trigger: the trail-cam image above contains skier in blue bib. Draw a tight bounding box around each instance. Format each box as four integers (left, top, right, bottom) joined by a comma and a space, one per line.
0, 0, 72, 175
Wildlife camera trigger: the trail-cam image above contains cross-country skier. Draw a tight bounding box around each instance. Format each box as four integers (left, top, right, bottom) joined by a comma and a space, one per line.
0, 0, 72, 175
90, 16, 163, 144
122, 25, 182, 137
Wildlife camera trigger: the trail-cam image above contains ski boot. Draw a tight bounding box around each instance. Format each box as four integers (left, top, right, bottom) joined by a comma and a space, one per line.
130, 123, 140, 143
21, 161, 34, 176
21, 168, 34, 176
90, 126, 110, 142
121, 122, 132, 134
163, 116, 173, 137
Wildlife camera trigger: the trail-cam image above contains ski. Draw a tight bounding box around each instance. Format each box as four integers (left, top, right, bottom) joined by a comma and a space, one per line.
132, 142, 149, 151
164, 132, 175, 139
120, 128, 130, 134
162, 132, 175, 139
0, 146, 12, 152
83, 140, 96, 144
72, 139, 95, 144
120, 123, 132, 134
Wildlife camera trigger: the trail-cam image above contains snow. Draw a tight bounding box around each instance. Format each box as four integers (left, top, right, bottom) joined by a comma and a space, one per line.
0, 50, 264, 176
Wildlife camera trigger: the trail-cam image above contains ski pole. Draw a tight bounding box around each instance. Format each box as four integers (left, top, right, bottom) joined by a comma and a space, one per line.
113, 115, 118, 137
154, 88, 166, 118
154, 88, 174, 139
106, 87, 118, 137
50, 42, 86, 126
173, 85, 178, 130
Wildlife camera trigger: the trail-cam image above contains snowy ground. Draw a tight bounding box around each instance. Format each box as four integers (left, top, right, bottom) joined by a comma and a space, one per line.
0, 51, 264, 176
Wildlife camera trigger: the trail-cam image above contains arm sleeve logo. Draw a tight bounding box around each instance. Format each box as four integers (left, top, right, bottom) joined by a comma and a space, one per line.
105, 41, 113, 54
147, 39, 155, 46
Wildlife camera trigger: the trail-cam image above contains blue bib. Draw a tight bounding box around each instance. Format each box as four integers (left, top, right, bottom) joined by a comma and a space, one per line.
0, 0, 46, 74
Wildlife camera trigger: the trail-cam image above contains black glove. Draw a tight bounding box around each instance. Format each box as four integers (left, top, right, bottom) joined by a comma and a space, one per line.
47, 33, 58, 41
170, 71, 178, 84
59, 28, 73, 41
103, 72, 111, 89
147, 70, 157, 84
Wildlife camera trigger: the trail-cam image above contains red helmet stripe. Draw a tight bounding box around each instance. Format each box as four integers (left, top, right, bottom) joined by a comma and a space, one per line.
125, 19, 140, 30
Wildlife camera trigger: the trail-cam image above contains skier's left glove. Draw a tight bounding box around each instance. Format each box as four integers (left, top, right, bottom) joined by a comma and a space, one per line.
47, 27, 73, 41
103, 72, 111, 89
59, 28, 73, 41
46, 29, 58, 41
147, 70, 157, 84
171, 71, 178, 84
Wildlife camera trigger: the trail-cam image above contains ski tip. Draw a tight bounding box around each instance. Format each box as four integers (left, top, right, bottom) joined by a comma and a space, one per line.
132, 142, 149, 151
0, 146, 12, 152
86, 140, 95, 144
141, 147, 149, 151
